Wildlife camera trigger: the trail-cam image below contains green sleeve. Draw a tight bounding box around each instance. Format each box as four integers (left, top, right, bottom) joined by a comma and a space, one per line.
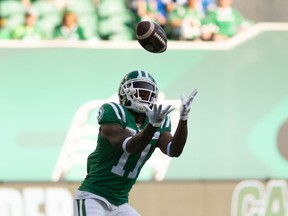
160, 116, 172, 133
201, 10, 217, 25
53, 25, 62, 39
97, 103, 125, 127
77, 26, 86, 40
11, 26, 25, 39
0, 28, 11, 39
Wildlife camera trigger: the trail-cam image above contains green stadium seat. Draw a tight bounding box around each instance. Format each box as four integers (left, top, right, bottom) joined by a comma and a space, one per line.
96, 0, 134, 40
33, 0, 61, 18
0, 0, 25, 29
78, 13, 99, 39
66, 0, 95, 15
6, 14, 24, 29
36, 15, 61, 39
0, 0, 25, 17
98, 16, 134, 40
97, 0, 127, 19
32, 1, 62, 39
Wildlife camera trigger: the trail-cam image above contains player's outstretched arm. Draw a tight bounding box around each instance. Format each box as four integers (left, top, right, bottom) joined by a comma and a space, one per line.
101, 123, 157, 154
179, 89, 198, 121
101, 104, 173, 154
158, 89, 198, 157
124, 104, 174, 154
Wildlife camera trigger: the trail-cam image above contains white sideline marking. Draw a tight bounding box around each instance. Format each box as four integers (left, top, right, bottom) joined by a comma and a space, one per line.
1, 23, 288, 50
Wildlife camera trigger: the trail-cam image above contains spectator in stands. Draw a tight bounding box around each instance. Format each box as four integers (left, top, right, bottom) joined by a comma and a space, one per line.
0, 16, 11, 40
201, 0, 216, 13
11, 8, 46, 40
21, 0, 67, 9
53, 10, 86, 40
201, 0, 252, 41
167, 0, 204, 40
167, 0, 215, 14
137, 0, 168, 27
127, 0, 141, 23
21, 0, 31, 7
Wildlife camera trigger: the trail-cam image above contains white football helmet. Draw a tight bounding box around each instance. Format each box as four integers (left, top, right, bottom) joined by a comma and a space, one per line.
118, 70, 159, 113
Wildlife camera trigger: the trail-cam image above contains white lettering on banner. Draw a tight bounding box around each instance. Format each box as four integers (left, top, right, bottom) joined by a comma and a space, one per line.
23, 188, 45, 216
231, 180, 288, 216
0, 187, 73, 216
0, 188, 23, 216
46, 188, 73, 216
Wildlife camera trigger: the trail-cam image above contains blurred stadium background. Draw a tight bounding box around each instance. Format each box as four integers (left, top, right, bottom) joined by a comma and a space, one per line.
0, 0, 288, 216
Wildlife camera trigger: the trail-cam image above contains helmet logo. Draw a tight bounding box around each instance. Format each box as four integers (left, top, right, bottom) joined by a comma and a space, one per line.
97, 107, 104, 123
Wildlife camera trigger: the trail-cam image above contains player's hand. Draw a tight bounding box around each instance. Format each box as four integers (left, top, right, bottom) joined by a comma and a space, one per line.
180, 89, 198, 120
144, 104, 174, 127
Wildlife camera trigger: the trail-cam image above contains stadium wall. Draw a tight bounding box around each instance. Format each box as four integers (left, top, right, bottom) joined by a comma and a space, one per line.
1, 23, 288, 182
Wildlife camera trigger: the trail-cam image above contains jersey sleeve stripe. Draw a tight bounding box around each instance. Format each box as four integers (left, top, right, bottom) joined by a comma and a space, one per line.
107, 102, 122, 121
152, 132, 160, 139
117, 104, 126, 123
159, 116, 171, 131
166, 141, 172, 156
165, 116, 171, 128
111, 102, 126, 123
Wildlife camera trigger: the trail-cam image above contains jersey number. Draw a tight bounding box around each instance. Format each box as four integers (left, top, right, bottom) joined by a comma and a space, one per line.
111, 144, 151, 178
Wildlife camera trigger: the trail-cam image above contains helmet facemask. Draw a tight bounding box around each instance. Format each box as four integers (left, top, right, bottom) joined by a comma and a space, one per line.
119, 79, 158, 113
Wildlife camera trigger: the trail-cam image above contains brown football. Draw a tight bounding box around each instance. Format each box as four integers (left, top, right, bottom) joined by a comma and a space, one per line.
136, 21, 167, 53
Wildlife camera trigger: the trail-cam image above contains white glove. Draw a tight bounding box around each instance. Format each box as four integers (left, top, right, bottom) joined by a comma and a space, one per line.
144, 104, 174, 127
180, 89, 198, 120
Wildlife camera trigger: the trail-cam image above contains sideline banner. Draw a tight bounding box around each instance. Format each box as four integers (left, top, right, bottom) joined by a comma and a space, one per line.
0, 180, 287, 216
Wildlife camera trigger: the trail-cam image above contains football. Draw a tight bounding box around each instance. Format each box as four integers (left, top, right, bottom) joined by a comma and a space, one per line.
136, 21, 167, 53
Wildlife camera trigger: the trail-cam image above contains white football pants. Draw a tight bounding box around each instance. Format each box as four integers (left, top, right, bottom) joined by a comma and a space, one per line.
74, 190, 141, 216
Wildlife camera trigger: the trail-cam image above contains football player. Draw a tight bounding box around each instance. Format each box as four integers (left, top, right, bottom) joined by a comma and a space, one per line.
74, 70, 198, 216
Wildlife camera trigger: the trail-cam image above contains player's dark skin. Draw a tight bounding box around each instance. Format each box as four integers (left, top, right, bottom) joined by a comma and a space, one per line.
100, 90, 188, 157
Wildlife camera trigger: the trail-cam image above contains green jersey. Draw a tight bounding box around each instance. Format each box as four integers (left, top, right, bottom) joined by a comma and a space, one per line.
0, 28, 11, 39
53, 25, 86, 40
202, 7, 246, 37
11, 25, 45, 40
78, 102, 171, 206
